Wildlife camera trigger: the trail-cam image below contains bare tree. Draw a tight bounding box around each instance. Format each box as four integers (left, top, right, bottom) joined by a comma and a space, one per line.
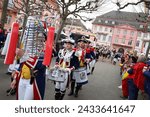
113, 0, 144, 10
0, 0, 9, 29
11, 0, 49, 44
12, 0, 46, 29
41, 0, 106, 43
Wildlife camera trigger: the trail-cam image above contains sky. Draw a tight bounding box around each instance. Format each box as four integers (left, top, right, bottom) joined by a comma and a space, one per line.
77, 0, 145, 29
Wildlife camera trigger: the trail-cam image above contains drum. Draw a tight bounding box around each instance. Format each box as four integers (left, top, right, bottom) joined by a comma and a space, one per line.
55, 70, 68, 82
48, 68, 68, 82
47, 68, 59, 81
73, 67, 88, 85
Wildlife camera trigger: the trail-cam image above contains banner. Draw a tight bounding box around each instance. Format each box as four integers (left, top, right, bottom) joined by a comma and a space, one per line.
43, 27, 55, 66
4, 23, 19, 64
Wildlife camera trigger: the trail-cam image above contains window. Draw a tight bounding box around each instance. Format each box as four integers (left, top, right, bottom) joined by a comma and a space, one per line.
122, 39, 125, 44
108, 36, 111, 42
136, 41, 140, 47
117, 29, 120, 34
112, 21, 115, 24
98, 20, 101, 23
131, 31, 134, 36
123, 30, 127, 35
138, 32, 141, 37
115, 38, 118, 43
105, 27, 108, 31
6, 15, 12, 24
128, 40, 133, 45
99, 26, 102, 31
94, 26, 97, 32
103, 35, 106, 41
98, 35, 101, 39
105, 20, 108, 24
123, 35, 126, 38
140, 25, 144, 28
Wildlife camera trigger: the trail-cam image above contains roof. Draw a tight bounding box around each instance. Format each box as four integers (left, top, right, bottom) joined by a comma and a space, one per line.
65, 18, 87, 30
92, 11, 150, 32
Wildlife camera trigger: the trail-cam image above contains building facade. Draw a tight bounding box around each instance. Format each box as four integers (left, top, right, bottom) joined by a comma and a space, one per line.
92, 24, 113, 46
64, 18, 87, 34
112, 24, 138, 51
92, 11, 150, 54
0, 0, 60, 31
64, 18, 96, 43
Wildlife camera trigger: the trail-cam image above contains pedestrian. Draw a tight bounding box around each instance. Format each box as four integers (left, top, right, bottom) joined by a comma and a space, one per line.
0, 28, 5, 50
85, 39, 96, 75
101, 46, 107, 62
95, 47, 100, 62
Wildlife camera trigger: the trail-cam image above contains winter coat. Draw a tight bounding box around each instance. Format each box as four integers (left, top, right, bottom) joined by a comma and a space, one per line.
127, 62, 146, 90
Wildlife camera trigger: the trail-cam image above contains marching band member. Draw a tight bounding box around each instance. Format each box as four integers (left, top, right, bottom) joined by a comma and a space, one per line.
68, 37, 89, 97
10, 16, 47, 100
11, 48, 46, 100
53, 38, 79, 100
86, 39, 96, 75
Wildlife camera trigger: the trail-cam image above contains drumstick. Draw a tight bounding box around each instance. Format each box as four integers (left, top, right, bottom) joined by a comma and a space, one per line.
7, 88, 13, 96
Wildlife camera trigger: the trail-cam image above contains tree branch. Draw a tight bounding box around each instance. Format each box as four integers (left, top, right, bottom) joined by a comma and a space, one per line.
118, 0, 144, 10
74, 13, 93, 22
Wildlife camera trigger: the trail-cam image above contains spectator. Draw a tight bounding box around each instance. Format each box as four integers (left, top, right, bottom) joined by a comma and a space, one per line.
127, 55, 146, 100
143, 61, 150, 99
0, 28, 5, 49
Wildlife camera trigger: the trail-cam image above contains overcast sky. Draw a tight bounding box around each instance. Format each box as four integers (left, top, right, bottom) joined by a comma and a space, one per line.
78, 0, 145, 29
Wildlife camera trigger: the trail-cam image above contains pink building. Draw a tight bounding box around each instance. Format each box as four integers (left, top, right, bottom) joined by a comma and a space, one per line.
112, 24, 138, 51
92, 11, 150, 54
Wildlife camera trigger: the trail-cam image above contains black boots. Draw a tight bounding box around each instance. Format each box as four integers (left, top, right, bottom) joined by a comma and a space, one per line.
68, 82, 75, 96
60, 94, 65, 100
55, 93, 61, 100
74, 85, 82, 97
91, 67, 95, 74
55, 89, 66, 100
55, 93, 65, 100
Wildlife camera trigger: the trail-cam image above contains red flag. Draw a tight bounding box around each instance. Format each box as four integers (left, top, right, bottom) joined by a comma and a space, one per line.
43, 27, 55, 66
4, 22, 19, 64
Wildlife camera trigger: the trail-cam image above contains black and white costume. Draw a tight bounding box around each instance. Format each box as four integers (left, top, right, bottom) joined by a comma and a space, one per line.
50, 39, 79, 100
